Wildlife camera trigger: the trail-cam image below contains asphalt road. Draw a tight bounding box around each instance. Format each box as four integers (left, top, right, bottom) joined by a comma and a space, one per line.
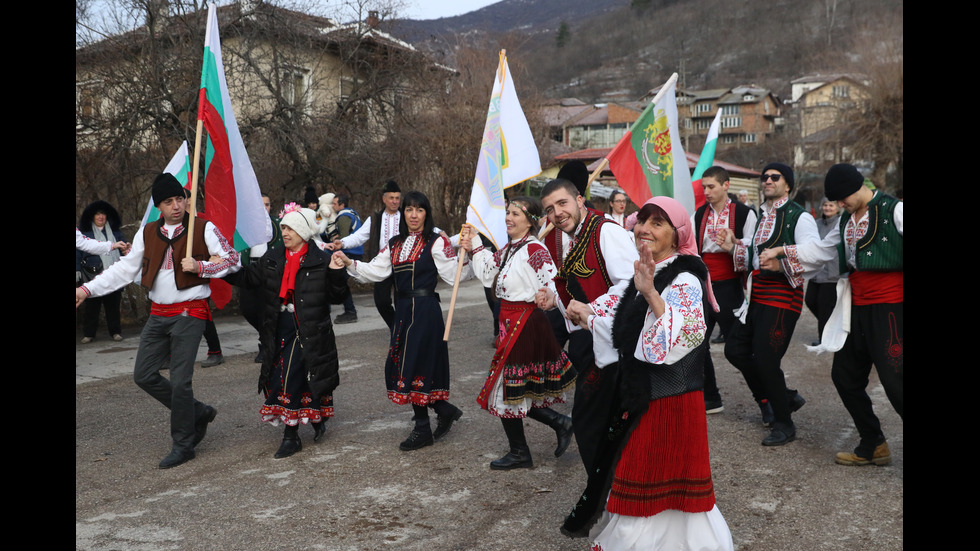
76, 279, 903, 550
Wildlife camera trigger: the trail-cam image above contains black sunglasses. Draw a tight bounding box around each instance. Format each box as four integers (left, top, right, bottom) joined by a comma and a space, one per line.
760, 173, 782, 182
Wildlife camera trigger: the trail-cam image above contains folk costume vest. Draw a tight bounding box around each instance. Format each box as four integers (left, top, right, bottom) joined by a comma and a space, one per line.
141, 214, 210, 291
544, 210, 614, 307
839, 192, 903, 305
838, 192, 903, 273
694, 200, 751, 253
749, 199, 806, 312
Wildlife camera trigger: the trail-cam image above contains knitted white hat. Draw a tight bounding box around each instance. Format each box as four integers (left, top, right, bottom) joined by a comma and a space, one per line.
280, 208, 318, 242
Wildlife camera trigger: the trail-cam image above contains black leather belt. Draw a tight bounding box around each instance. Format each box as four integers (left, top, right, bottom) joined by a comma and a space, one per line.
397, 289, 440, 301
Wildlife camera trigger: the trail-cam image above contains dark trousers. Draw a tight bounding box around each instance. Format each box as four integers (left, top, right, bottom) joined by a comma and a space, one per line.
832, 302, 903, 456
547, 307, 602, 471
703, 278, 744, 402
342, 253, 362, 314
805, 281, 838, 341
725, 302, 800, 425
133, 315, 209, 453
373, 275, 395, 330
83, 289, 122, 337
203, 319, 221, 354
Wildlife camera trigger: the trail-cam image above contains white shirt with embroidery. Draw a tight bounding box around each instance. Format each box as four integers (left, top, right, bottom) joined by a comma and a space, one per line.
347, 232, 467, 286
588, 255, 707, 368
732, 196, 818, 288
782, 194, 904, 275
470, 233, 557, 301
76, 227, 114, 255
340, 210, 400, 252
81, 221, 240, 303
692, 198, 758, 253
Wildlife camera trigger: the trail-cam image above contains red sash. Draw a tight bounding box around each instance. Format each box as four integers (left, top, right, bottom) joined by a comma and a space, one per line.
850, 271, 903, 306
150, 299, 212, 320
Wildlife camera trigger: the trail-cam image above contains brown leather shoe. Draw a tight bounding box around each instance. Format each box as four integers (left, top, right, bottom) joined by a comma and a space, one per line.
835, 441, 891, 466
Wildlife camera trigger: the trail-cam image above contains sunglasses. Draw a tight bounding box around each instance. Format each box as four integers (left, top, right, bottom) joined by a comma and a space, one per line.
760, 173, 782, 182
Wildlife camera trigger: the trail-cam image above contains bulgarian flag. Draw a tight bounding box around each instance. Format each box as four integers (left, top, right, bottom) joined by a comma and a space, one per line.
466, 50, 541, 249
690, 109, 723, 210
198, 2, 270, 252
140, 141, 192, 228
196, 2, 271, 307
606, 73, 696, 214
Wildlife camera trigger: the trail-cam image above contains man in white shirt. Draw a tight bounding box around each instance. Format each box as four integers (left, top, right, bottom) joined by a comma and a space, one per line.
75, 173, 241, 469
328, 180, 402, 330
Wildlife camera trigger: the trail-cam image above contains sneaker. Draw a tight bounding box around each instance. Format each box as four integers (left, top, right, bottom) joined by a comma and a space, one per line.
80, 337, 94, 344
112, 334, 124, 342
335, 312, 358, 324
836, 441, 891, 466
710, 335, 726, 344
705, 399, 724, 415
201, 353, 224, 368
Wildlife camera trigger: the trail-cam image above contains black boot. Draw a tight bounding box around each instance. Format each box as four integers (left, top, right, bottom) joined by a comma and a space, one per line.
490, 418, 532, 470
400, 406, 434, 451
527, 407, 573, 458
432, 402, 463, 440
313, 418, 328, 442
274, 426, 302, 459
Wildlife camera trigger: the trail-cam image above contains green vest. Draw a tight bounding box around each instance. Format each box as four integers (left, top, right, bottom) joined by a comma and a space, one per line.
751, 199, 806, 277
837, 192, 903, 273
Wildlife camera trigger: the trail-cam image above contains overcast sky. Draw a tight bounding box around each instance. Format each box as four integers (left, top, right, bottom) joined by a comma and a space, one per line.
400, 0, 499, 20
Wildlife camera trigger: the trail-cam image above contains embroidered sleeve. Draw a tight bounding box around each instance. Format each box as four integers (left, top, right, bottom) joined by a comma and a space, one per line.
200, 223, 241, 278
442, 235, 458, 259
348, 246, 393, 283
636, 274, 706, 365
433, 235, 469, 286
80, 226, 147, 298
526, 243, 556, 287
470, 236, 500, 288
733, 243, 749, 272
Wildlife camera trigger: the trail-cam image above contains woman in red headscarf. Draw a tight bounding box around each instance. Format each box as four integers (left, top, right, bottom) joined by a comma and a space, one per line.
562, 196, 732, 550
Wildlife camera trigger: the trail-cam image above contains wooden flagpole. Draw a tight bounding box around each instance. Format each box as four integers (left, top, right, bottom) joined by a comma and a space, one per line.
443, 226, 470, 341
538, 157, 610, 239
185, 118, 205, 258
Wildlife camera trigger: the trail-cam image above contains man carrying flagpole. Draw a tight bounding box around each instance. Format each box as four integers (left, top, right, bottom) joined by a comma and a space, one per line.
76, 173, 241, 469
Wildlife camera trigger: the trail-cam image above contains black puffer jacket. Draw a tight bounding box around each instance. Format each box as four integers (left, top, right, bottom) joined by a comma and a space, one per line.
226, 241, 349, 399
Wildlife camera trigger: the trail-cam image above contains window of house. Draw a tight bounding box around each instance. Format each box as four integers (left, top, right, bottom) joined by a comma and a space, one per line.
695, 103, 712, 114
721, 104, 740, 115
743, 133, 756, 143
721, 134, 737, 144
76, 81, 102, 128
721, 116, 741, 129
281, 66, 310, 113
833, 85, 850, 98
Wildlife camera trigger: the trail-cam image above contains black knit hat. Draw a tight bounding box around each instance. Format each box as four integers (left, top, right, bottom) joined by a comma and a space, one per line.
152, 173, 185, 206
824, 164, 864, 201
557, 161, 589, 196
761, 162, 795, 191
304, 185, 319, 205
382, 180, 401, 194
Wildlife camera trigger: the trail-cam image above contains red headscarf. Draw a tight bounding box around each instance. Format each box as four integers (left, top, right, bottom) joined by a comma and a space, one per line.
642, 196, 720, 312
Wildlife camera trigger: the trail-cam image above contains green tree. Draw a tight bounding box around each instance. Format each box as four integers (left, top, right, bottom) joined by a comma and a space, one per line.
556, 21, 569, 49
